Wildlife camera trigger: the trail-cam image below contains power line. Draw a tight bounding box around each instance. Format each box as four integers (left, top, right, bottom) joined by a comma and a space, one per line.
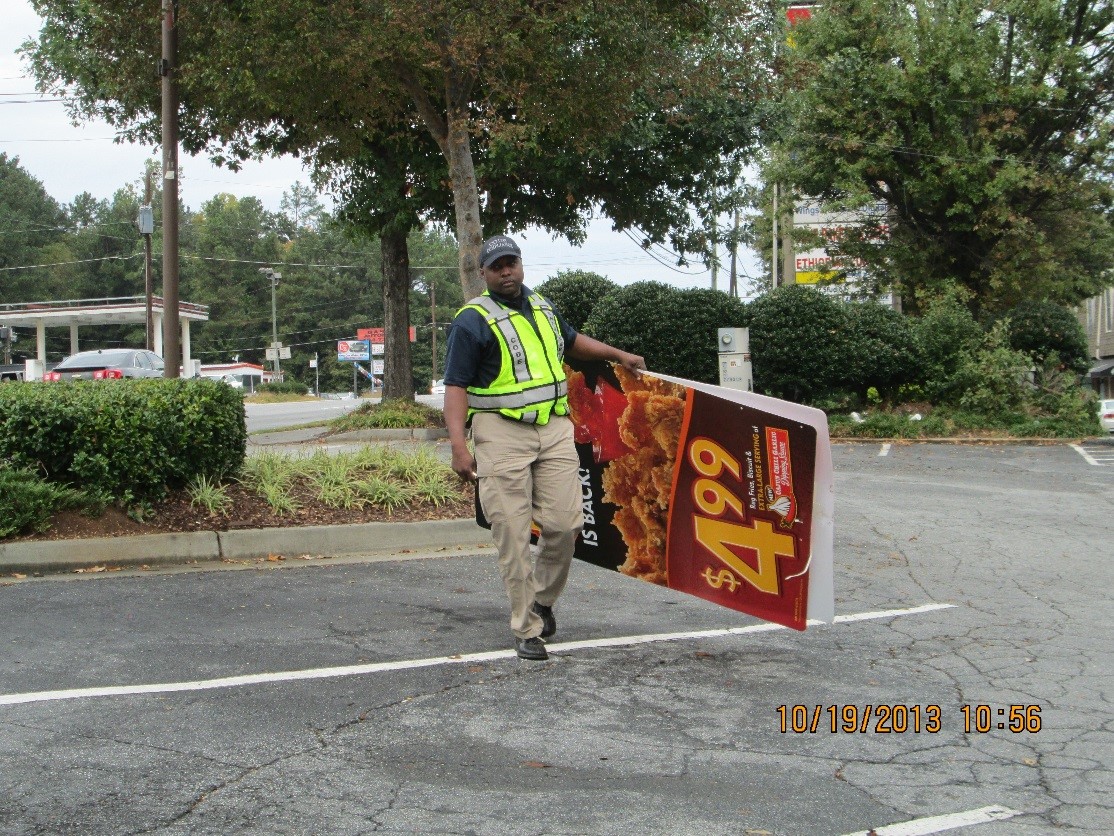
0, 253, 141, 272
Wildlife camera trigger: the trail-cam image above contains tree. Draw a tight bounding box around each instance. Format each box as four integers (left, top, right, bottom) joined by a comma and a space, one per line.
0, 153, 67, 299
777, 0, 1114, 315
24, 0, 770, 299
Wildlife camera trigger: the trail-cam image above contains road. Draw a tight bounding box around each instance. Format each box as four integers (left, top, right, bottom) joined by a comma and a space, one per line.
245, 394, 444, 433
1, 442, 1111, 835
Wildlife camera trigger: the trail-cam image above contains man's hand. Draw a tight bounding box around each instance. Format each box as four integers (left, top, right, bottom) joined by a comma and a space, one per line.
444, 385, 476, 481
616, 351, 646, 375
451, 446, 478, 482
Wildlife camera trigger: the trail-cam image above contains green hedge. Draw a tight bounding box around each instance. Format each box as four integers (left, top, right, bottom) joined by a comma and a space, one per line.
0, 378, 246, 502
583, 282, 748, 384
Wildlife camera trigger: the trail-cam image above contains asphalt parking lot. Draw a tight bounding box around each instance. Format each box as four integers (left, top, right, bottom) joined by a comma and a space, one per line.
1, 442, 1111, 835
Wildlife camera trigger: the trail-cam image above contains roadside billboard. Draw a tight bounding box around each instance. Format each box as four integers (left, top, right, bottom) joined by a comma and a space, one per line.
337, 340, 371, 362
792, 200, 888, 285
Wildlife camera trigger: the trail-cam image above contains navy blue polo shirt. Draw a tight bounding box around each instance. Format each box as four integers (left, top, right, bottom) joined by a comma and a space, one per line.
443, 287, 579, 389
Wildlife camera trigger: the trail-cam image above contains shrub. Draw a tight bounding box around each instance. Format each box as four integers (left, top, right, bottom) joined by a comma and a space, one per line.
912, 289, 985, 402
952, 321, 1032, 416
583, 281, 748, 383
0, 463, 91, 538
534, 270, 619, 331
745, 285, 853, 404
331, 398, 444, 431
1000, 300, 1090, 376
258, 379, 309, 396
842, 302, 921, 399
0, 379, 246, 503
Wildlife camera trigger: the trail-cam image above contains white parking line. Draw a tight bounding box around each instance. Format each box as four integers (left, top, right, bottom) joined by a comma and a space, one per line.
1070, 445, 1100, 465
0, 603, 955, 707
879, 443, 892, 457
841, 804, 1021, 835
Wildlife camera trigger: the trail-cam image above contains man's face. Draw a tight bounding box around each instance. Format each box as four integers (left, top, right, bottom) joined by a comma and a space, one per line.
481, 254, 525, 298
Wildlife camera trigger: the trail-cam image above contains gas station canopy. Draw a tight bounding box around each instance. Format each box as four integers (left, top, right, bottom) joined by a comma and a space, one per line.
0, 296, 209, 379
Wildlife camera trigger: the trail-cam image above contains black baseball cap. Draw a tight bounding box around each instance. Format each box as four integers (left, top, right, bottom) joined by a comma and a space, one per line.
480, 234, 522, 269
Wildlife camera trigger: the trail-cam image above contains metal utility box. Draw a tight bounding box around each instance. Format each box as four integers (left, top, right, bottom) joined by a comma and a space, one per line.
137, 206, 154, 235
717, 327, 752, 392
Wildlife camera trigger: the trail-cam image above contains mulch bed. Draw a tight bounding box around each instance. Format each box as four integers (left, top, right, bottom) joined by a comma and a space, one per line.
10, 482, 475, 543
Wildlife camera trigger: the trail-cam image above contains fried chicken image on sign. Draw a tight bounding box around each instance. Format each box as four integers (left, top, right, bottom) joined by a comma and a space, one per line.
602, 367, 686, 586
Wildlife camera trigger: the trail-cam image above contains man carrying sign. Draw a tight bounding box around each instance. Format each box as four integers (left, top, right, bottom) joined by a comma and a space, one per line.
443, 235, 645, 660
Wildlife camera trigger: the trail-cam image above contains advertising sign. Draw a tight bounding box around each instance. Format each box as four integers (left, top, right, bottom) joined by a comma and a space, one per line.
358, 327, 417, 343
337, 340, 371, 362
792, 200, 887, 286
563, 361, 834, 630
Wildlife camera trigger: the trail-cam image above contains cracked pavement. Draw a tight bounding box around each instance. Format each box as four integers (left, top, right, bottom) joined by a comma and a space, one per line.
0, 442, 1111, 834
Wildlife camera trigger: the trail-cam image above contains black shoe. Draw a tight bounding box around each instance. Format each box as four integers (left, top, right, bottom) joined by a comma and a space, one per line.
515, 636, 549, 661
532, 602, 556, 638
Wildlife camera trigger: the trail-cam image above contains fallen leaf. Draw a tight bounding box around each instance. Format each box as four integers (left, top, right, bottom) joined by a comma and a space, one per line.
266, 554, 285, 562
522, 761, 550, 769
11, 573, 26, 579
467, 665, 485, 673
695, 651, 714, 659
1023, 758, 1037, 766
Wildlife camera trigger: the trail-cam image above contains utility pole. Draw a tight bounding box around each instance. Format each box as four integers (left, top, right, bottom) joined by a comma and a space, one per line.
160, 0, 181, 377
139, 169, 155, 350
429, 280, 437, 384
259, 268, 282, 380
728, 206, 741, 298
772, 183, 779, 290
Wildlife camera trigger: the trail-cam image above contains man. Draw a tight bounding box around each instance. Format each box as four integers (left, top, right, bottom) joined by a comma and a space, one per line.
443, 234, 645, 661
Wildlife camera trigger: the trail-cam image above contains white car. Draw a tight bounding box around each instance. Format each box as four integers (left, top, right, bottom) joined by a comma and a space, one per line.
430, 379, 446, 395
1099, 399, 1114, 433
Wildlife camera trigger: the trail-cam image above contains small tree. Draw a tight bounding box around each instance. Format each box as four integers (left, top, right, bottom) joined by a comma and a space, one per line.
534, 271, 619, 332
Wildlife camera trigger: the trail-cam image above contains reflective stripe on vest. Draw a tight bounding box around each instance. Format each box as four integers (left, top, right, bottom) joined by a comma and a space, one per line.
460, 291, 568, 424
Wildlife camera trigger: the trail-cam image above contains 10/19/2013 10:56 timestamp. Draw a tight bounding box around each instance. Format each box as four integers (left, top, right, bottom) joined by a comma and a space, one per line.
777, 704, 1043, 734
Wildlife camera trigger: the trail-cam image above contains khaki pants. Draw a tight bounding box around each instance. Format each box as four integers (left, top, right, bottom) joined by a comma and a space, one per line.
472, 412, 583, 639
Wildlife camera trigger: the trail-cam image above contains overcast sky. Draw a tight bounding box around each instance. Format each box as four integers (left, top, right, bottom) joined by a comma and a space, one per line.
1, 0, 763, 290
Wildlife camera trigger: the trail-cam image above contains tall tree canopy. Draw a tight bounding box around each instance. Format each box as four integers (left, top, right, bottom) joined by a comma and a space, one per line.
25, 0, 772, 299
777, 0, 1114, 315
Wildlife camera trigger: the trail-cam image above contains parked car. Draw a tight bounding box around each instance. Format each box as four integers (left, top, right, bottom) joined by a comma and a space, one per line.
1099, 399, 1114, 434
430, 379, 446, 395
44, 348, 165, 381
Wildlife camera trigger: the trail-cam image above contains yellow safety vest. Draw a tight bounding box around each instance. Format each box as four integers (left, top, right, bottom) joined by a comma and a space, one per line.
459, 291, 569, 425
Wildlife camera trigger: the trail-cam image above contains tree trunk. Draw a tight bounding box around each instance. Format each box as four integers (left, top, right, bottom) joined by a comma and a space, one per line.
380, 226, 415, 401
445, 109, 485, 300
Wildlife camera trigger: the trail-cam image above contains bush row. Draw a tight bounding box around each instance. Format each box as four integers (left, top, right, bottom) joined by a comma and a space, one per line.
0, 378, 246, 504
535, 274, 1098, 430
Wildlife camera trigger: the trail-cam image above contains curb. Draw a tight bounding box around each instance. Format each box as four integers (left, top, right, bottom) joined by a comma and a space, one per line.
0, 519, 492, 576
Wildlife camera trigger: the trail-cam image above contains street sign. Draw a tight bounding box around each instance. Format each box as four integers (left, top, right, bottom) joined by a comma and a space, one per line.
265, 347, 291, 360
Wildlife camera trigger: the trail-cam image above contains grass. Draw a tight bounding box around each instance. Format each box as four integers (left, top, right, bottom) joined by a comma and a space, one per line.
187, 474, 233, 516
330, 398, 445, 432
827, 406, 1104, 439
236, 444, 456, 516
243, 392, 319, 404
